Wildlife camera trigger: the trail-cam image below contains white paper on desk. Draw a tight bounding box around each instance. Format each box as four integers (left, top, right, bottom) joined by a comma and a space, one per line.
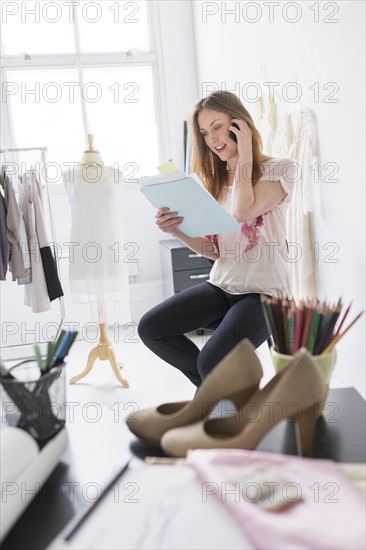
47, 464, 249, 550
139, 173, 240, 238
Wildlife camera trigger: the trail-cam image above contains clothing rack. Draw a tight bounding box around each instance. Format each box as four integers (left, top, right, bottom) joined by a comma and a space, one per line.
0, 146, 65, 358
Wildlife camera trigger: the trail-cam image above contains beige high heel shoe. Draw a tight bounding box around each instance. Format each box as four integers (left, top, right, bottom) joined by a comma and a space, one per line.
161, 349, 325, 457
125, 339, 263, 447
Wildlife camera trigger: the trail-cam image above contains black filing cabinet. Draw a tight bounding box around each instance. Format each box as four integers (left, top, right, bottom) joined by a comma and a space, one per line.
159, 239, 214, 298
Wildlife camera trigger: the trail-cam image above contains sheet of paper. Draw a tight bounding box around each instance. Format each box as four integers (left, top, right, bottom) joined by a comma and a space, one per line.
47, 464, 250, 550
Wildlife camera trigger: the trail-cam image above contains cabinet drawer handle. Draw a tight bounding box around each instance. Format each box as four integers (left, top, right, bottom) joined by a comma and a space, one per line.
188, 253, 202, 258
189, 274, 210, 279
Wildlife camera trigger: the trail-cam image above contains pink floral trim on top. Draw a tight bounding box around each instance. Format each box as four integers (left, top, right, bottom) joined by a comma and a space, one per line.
208, 168, 269, 255
208, 214, 267, 256
240, 215, 265, 251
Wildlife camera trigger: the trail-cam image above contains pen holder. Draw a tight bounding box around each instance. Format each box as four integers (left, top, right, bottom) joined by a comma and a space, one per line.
270, 348, 337, 417
0, 361, 66, 445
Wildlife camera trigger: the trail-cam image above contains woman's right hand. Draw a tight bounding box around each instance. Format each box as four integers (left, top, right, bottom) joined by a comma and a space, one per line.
155, 207, 184, 235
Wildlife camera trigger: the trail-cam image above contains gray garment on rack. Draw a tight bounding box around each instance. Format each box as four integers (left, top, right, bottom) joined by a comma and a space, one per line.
0, 166, 29, 281
0, 192, 10, 280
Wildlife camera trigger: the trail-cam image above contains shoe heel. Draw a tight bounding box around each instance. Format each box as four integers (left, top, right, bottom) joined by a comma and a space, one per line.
229, 385, 257, 410
295, 404, 319, 457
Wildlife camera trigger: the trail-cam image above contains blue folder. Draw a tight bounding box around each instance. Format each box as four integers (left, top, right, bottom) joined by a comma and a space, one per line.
140, 176, 240, 238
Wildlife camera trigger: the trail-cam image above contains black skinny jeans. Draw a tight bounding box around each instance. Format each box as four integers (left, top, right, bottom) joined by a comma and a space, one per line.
138, 282, 270, 387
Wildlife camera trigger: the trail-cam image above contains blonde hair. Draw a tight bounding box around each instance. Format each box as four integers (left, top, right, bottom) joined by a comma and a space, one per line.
189, 91, 271, 200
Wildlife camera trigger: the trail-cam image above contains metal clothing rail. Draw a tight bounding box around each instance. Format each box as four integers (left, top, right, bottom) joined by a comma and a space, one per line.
0, 146, 65, 358
0, 147, 47, 152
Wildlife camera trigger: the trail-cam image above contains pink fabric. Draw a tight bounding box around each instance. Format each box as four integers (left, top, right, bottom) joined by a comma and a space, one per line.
187, 449, 365, 550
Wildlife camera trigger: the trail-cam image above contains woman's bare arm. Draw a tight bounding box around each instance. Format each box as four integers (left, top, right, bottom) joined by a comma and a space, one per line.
155, 208, 219, 260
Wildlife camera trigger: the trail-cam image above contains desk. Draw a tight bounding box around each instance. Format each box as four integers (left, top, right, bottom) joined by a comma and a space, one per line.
1, 387, 365, 550
159, 238, 214, 298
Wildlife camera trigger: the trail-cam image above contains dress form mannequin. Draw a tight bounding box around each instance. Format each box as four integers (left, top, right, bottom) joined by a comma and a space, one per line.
64, 134, 130, 388
74, 134, 113, 186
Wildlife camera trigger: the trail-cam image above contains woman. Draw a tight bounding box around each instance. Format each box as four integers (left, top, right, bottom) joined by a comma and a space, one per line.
138, 91, 297, 387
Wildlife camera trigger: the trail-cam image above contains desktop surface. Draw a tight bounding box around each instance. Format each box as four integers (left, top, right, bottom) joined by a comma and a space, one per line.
1, 387, 365, 550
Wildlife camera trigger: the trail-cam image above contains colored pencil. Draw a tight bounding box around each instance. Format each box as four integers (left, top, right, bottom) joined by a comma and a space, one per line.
313, 309, 325, 355
300, 305, 313, 348
315, 307, 341, 355
306, 309, 321, 354
322, 311, 364, 354
285, 307, 293, 355
293, 306, 304, 352
333, 301, 353, 339
272, 299, 287, 353
290, 303, 296, 354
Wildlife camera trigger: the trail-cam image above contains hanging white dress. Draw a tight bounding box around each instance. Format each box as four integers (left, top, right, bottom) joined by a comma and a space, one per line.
254, 95, 278, 156
64, 170, 131, 324
272, 107, 318, 301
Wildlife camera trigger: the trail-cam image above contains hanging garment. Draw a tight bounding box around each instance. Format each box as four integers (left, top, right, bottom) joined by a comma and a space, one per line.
18, 171, 51, 312
0, 190, 10, 280
40, 246, 63, 301
254, 95, 278, 156
64, 169, 131, 324
272, 107, 318, 301
32, 172, 63, 301
0, 166, 30, 282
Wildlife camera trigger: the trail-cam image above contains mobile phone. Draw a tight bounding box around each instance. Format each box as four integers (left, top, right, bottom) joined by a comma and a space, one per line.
229, 122, 240, 143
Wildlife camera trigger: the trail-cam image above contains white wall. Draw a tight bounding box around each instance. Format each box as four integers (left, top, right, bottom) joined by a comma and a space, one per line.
191, 0, 365, 396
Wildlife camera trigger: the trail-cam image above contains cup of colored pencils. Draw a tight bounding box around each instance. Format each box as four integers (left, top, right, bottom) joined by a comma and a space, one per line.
261, 295, 364, 416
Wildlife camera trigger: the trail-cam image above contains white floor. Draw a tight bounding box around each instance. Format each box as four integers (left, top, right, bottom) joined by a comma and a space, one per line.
64, 326, 346, 406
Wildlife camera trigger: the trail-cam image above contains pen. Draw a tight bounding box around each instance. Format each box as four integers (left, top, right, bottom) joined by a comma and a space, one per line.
49, 330, 78, 369
62, 458, 132, 542
144, 456, 186, 465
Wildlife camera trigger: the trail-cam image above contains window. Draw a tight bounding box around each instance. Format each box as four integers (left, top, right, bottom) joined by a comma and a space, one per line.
1, 0, 161, 180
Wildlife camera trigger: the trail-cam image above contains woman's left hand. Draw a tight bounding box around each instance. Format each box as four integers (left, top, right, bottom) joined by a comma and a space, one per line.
229, 118, 253, 160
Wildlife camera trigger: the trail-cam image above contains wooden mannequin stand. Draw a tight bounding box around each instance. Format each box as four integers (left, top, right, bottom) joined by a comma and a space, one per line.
69, 323, 129, 388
